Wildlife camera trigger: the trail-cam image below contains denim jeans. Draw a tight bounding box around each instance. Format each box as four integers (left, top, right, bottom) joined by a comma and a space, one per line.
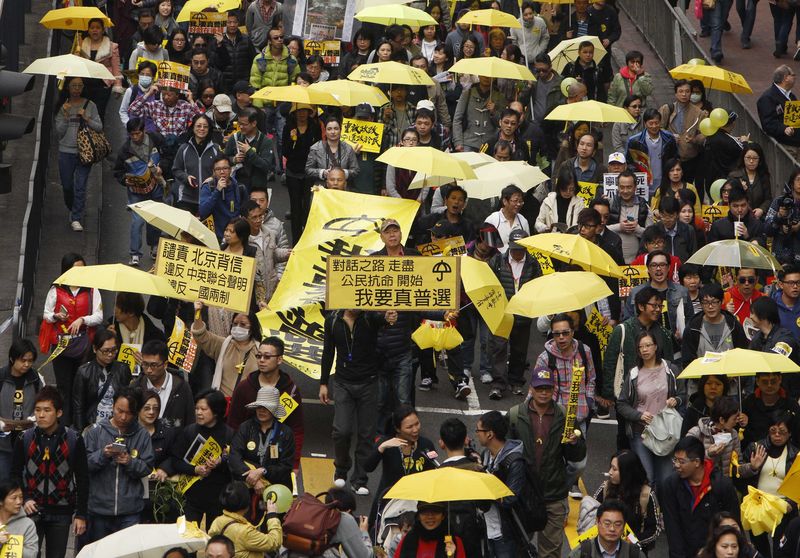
735, 0, 758, 42
630, 434, 674, 492
377, 351, 414, 432
34, 513, 72, 558
127, 185, 163, 256
488, 536, 517, 558
58, 151, 91, 223
87, 512, 140, 544
331, 378, 378, 487
770, 2, 794, 51
707, 0, 733, 58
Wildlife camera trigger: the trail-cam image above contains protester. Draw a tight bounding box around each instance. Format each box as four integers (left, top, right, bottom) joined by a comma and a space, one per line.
570, 500, 641, 558
208, 481, 282, 557
0, 480, 39, 558
136, 389, 178, 523
393, 502, 467, 558
133, 340, 195, 429
686, 396, 752, 478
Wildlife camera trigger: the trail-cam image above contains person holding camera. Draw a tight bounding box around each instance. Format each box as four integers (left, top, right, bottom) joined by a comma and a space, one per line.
765, 168, 800, 265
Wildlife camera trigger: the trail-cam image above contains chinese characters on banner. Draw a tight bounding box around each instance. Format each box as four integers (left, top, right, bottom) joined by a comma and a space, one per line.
602, 172, 650, 203
303, 39, 341, 66
416, 236, 467, 256
784, 100, 800, 127
534, 252, 555, 275
618, 265, 649, 297
188, 11, 226, 35
585, 307, 613, 364
575, 181, 599, 207
701, 204, 729, 232
561, 363, 584, 443
258, 304, 326, 379
157, 60, 190, 91
326, 256, 461, 311
341, 118, 385, 154
155, 238, 256, 313
0, 535, 24, 558
168, 317, 198, 373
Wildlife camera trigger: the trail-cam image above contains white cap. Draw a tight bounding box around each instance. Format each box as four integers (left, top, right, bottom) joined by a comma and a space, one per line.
212, 94, 233, 113
416, 99, 435, 113
607, 152, 626, 164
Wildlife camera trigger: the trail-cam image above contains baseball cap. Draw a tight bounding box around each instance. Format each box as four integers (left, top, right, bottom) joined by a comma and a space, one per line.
429, 220, 459, 239
380, 218, 401, 233
233, 80, 256, 95
416, 99, 435, 113
212, 94, 233, 113
607, 152, 626, 165
508, 229, 528, 250
530, 368, 555, 389
354, 103, 374, 119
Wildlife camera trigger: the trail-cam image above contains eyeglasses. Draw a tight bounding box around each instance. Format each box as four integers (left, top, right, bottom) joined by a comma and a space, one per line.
402, 137, 419, 144
782, 280, 800, 287
672, 457, 697, 466
744, 155, 760, 161
645, 301, 662, 309
97, 347, 118, 355
271, 35, 284, 40
600, 520, 624, 529
552, 330, 572, 337
628, 104, 642, 109
770, 426, 790, 435
141, 361, 165, 370
638, 342, 655, 350
701, 299, 721, 307
648, 262, 668, 268
255, 353, 280, 360
738, 276, 756, 284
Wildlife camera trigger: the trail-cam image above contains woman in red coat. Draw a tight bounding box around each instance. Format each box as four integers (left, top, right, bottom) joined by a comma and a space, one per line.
394, 502, 467, 558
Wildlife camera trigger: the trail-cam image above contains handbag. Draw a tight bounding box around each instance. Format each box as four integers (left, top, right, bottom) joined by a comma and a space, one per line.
642, 407, 683, 456
60, 331, 90, 360
76, 101, 111, 165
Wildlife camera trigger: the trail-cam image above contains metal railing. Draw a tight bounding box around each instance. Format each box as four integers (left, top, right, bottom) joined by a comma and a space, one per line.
618, 0, 798, 194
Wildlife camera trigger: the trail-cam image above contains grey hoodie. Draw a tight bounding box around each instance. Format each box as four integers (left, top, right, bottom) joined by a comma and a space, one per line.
4, 509, 39, 558
83, 418, 154, 516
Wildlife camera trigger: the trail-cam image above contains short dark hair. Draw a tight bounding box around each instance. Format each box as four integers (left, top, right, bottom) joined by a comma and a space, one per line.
212, 153, 231, 168
325, 487, 357, 512
240, 199, 261, 218
533, 52, 551, 66
710, 396, 739, 423
9, 338, 36, 365
578, 40, 594, 51
551, 313, 574, 330
618, 169, 637, 184
116, 292, 145, 317
591, 197, 610, 210
446, 184, 467, 200
641, 225, 666, 245
114, 387, 141, 414
634, 286, 662, 313
625, 50, 644, 64
137, 60, 158, 76
391, 404, 418, 432
577, 208, 601, 227
779, 263, 800, 280
659, 196, 680, 215
622, 94, 642, 109
499, 107, 519, 121
206, 535, 235, 557
162, 548, 190, 558
728, 186, 748, 205
142, 25, 164, 45
190, 47, 209, 60
238, 107, 259, 124
92, 328, 117, 350
678, 263, 701, 281
642, 108, 661, 123
306, 54, 323, 67
439, 417, 467, 451
127, 117, 146, 133
673, 78, 690, 91
700, 283, 724, 303
196, 388, 227, 420
229, 216, 251, 246
500, 184, 523, 202
220, 481, 251, 511
596, 499, 628, 521
673, 436, 705, 460
751, 296, 780, 324
141, 339, 169, 362
0, 480, 22, 503
478, 410, 508, 441
260, 336, 284, 355
644, 249, 669, 267
34, 386, 63, 412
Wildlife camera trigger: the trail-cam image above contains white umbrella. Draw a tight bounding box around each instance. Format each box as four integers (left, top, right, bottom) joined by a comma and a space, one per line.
76, 523, 208, 558
407, 151, 497, 189
23, 54, 114, 80
459, 161, 549, 199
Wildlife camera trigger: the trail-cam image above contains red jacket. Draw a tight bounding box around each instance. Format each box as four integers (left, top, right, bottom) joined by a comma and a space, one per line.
48, 287, 96, 346
723, 286, 764, 325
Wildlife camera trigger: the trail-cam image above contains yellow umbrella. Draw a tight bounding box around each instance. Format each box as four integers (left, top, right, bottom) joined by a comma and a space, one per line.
407, 152, 496, 189
356, 0, 413, 10
517, 232, 624, 278
677, 348, 800, 379
252, 84, 341, 106
457, 8, 521, 28
176, 0, 240, 22
506, 271, 612, 318
128, 200, 220, 250
377, 146, 477, 179
54, 264, 178, 297
354, 4, 437, 27
384, 467, 513, 501
450, 57, 535, 81
23, 54, 114, 80
669, 63, 752, 94
40, 7, 113, 29
308, 80, 389, 106
459, 161, 549, 199
411, 320, 464, 351
741, 486, 790, 536
460, 256, 514, 338
548, 36, 607, 73
348, 61, 434, 86
779, 456, 800, 504
545, 100, 636, 124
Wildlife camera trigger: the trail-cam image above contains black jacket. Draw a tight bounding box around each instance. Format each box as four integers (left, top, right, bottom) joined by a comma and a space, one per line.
708, 210, 766, 245
363, 436, 438, 498
681, 391, 710, 437
704, 131, 743, 189
134, 370, 195, 429
229, 417, 295, 488
751, 324, 800, 398
598, 228, 625, 265
112, 133, 164, 186
481, 132, 531, 164
72, 360, 132, 431
149, 418, 178, 474
172, 421, 234, 508
490, 251, 542, 327
111, 314, 166, 348
221, 31, 255, 90
372, 246, 420, 359
742, 391, 800, 448
320, 311, 387, 385
681, 310, 748, 368
658, 220, 697, 264
757, 84, 800, 146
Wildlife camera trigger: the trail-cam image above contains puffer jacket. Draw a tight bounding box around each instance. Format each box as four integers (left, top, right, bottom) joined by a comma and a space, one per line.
687, 417, 755, 478
248, 227, 290, 303
83, 418, 154, 516
72, 360, 133, 432
209, 510, 282, 558
607, 67, 654, 108
262, 209, 290, 278
615, 359, 686, 438
453, 86, 507, 151
0, 367, 43, 454
249, 46, 300, 107
221, 30, 255, 90
172, 138, 220, 211
681, 309, 748, 368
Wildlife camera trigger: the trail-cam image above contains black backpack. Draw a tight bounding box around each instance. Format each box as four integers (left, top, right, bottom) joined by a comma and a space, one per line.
496, 450, 547, 534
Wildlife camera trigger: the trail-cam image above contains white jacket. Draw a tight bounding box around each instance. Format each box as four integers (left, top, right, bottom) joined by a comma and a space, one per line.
535, 192, 585, 233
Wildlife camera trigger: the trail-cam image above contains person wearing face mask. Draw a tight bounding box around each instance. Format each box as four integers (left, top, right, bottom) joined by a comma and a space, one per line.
119, 61, 160, 132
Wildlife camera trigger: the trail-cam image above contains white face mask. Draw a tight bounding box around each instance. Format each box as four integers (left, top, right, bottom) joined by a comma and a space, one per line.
690, 93, 702, 103
139, 75, 153, 89
230, 325, 250, 341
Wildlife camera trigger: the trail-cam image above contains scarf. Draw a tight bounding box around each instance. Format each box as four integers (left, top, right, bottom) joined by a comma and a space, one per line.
399, 518, 450, 558
619, 65, 637, 96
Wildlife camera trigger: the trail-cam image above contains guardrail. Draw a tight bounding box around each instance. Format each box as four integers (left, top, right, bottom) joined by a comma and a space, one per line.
618, 0, 797, 196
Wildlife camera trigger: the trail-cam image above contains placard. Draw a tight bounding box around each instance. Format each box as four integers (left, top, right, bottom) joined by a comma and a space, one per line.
416, 236, 467, 256
576, 181, 599, 207
618, 265, 649, 298
785, 100, 800, 127
534, 252, 555, 275
585, 307, 612, 364
118, 343, 142, 375
167, 317, 198, 373
0, 535, 24, 558
701, 204, 730, 232
341, 118, 385, 154
155, 238, 256, 313
188, 11, 227, 35
303, 39, 341, 66
156, 60, 190, 92
326, 256, 460, 310
602, 172, 649, 203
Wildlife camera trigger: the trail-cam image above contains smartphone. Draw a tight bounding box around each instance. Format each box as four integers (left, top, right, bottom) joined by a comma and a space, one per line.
626, 216, 634, 222
110, 442, 127, 453
59, 304, 68, 316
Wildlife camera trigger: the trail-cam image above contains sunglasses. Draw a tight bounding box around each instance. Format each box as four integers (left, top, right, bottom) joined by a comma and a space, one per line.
738, 276, 756, 284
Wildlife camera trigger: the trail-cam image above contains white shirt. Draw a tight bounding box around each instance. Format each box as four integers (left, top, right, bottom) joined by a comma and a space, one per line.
43, 286, 104, 325
485, 210, 530, 254
147, 371, 173, 418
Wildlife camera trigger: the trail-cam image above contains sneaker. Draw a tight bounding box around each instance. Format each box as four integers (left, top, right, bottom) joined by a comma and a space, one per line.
489, 387, 502, 400
333, 476, 346, 489
128, 255, 140, 267
70, 221, 83, 232
480, 372, 493, 384
454, 382, 471, 401
352, 485, 370, 496
512, 385, 525, 396
569, 484, 583, 499
741, 39, 751, 49
419, 377, 433, 391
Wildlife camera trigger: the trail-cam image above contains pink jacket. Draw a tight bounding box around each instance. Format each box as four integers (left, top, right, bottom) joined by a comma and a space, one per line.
79, 36, 122, 89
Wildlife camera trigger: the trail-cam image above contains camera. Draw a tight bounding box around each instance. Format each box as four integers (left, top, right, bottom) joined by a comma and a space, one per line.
780, 195, 795, 210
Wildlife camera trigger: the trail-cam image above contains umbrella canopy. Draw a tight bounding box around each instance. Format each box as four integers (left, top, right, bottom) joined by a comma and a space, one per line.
252, 84, 341, 105
129, 200, 220, 250
548, 36, 607, 73
450, 57, 535, 81
517, 232, 624, 278
54, 264, 179, 298
779, 456, 800, 504
669, 63, 752, 94
356, 0, 413, 9
308, 80, 389, 106
354, 4, 437, 26
411, 320, 464, 351
677, 349, 800, 379
384, 467, 513, 501
40, 7, 113, 29
460, 256, 514, 337
457, 8, 521, 28
176, 0, 240, 22
407, 152, 496, 189
685, 239, 782, 272
377, 146, 477, 179
348, 61, 434, 86
741, 486, 790, 537
24, 54, 114, 80
506, 271, 612, 318
459, 161, 549, 199
545, 100, 636, 124
76, 523, 208, 558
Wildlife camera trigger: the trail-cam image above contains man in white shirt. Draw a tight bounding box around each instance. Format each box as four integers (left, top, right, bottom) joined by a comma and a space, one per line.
135, 340, 195, 428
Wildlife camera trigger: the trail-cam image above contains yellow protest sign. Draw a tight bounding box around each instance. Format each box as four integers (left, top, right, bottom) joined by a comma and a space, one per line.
38, 335, 70, 371
157, 60, 190, 91
176, 435, 223, 494
0, 535, 23, 558
188, 11, 226, 35
326, 256, 461, 311
303, 39, 341, 66
785, 101, 800, 127
167, 317, 198, 373
701, 204, 729, 232
416, 236, 467, 256
619, 265, 649, 297
258, 304, 325, 379
155, 238, 256, 313
341, 118, 385, 154
561, 363, 584, 443
576, 181, 599, 207
533, 251, 555, 275
117, 343, 141, 375
585, 307, 612, 364
278, 392, 299, 423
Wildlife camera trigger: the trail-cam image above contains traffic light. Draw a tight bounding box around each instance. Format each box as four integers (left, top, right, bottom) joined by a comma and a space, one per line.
0, 68, 35, 194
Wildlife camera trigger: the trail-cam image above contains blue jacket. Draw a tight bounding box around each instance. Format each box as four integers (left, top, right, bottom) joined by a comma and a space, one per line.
771, 287, 800, 340
199, 176, 248, 241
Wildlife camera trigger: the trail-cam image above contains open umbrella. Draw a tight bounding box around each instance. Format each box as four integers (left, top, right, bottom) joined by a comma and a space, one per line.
54, 264, 179, 298
457, 8, 521, 28
252, 84, 341, 105
76, 522, 208, 558
545, 100, 635, 124
407, 152, 496, 190
449, 57, 535, 81
308, 80, 389, 106
129, 200, 220, 250
23, 54, 114, 80
779, 456, 800, 504
40, 6, 113, 29
677, 349, 800, 379
354, 4, 437, 27
669, 63, 752, 94
741, 486, 790, 536
176, 0, 240, 22
411, 320, 464, 351
384, 467, 513, 501
548, 36, 607, 73
460, 256, 514, 338
348, 61, 434, 86
458, 161, 549, 199
506, 271, 612, 318
377, 146, 477, 180
685, 239, 782, 272
356, 0, 413, 10
517, 232, 624, 278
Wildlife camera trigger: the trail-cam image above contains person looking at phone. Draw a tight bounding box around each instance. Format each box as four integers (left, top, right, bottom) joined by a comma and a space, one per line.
605, 170, 653, 263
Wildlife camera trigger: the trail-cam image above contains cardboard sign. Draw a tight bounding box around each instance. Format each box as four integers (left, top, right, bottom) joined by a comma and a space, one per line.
155, 238, 256, 313
576, 181, 599, 207
278, 392, 299, 423
167, 317, 198, 373
785, 100, 800, 127
117, 343, 142, 375
602, 172, 650, 203
326, 256, 460, 310
701, 204, 730, 232
586, 307, 612, 364
0, 535, 24, 558
416, 236, 467, 256
534, 252, 555, 275
618, 265, 649, 298
303, 39, 341, 66
257, 304, 326, 379
341, 118, 385, 154
156, 60, 190, 92
188, 11, 226, 35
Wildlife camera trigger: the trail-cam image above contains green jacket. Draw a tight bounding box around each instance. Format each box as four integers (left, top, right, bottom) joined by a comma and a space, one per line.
607, 71, 654, 108
249, 46, 300, 107
508, 400, 586, 502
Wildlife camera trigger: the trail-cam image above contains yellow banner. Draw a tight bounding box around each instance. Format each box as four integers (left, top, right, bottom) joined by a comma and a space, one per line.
416, 236, 467, 256
278, 391, 298, 423
258, 304, 325, 379
167, 317, 198, 372
155, 238, 256, 313
326, 256, 460, 311
38, 336, 70, 371
303, 39, 341, 66
0, 535, 23, 558
188, 11, 226, 35
561, 363, 584, 443
585, 307, 612, 364
341, 118, 384, 154
157, 60, 190, 92
576, 181, 599, 207
176, 435, 223, 494
618, 265, 649, 298
701, 204, 729, 232
118, 343, 141, 375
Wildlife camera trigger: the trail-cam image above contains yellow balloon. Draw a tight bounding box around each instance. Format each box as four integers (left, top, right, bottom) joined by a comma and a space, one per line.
263, 484, 294, 513
709, 179, 727, 203
710, 108, 729, 128
561, 77, 578, 97
687, 58, 706, 66
698, 117, 717, 137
